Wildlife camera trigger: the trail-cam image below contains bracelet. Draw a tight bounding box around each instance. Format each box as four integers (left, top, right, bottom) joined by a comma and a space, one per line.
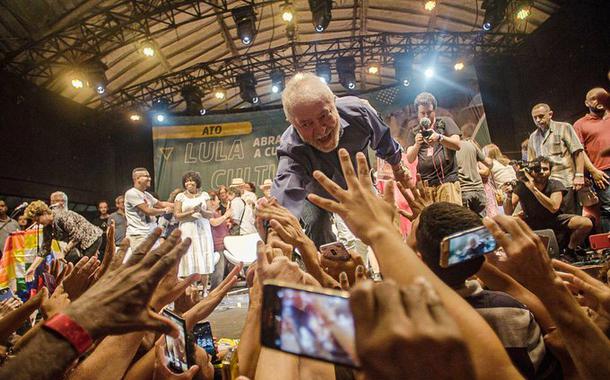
43, 313, 93, 355
574, 173, 584, 177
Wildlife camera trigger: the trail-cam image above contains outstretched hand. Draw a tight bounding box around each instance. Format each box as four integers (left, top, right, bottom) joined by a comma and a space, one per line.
307, 149, 399, 245
63, 228, 191, 339
396, 174, 433, 221
553, 260, 610, 320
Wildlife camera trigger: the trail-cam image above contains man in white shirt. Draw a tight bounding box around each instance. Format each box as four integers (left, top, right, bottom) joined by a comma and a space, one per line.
228, 186, 257, 235
125, 167, 174, 249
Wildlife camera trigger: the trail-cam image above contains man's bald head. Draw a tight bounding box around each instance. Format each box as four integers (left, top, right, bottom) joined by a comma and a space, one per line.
585, 87, 609, 115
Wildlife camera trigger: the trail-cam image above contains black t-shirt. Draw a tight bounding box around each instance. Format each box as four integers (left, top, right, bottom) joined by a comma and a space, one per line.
514, 179, 566, 225
406, 116, 461, 186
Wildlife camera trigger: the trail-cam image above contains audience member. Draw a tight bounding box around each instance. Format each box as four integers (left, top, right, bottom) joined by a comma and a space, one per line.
408, 202, 550, 378
271, 72, 406, 247
124, 167, 173, 249
527, 103, 585, 213
91, 200, 110, 256
503, 156, 592, 261
217, 185, 230, 215
574, 87, 610, 231
17, 214, 29, 230
108, 195, 127, 245
229, 187, 256, 235
456, 127, 491, 216
207, 191, 233, 290
483, 144, 517, 189
256, 179, 273, 209
0, 199, 19, 254
231, 178, 257, 208
406, 92, 462, 204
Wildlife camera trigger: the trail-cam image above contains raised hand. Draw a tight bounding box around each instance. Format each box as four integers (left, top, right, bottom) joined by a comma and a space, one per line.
319, 250, 365, 286
338, 265, 368, 291
41, 284, 70, 320
153, 340, 200, 380
350, 278, 474, 380
483, 215, 556, 292
254, 241, 318, 286
149, 263, 200, 312
553, 260, 610, 320
396, 174, 433, 221
257, 200, 309, 249
62, 256, 101, 300
183, 262, 242, 330
307, 149, 398, 245
63, 228, 191, 339
94, 220, 117, 281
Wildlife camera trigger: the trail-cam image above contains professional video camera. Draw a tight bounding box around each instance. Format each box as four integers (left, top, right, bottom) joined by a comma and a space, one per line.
507, 160, 544, 187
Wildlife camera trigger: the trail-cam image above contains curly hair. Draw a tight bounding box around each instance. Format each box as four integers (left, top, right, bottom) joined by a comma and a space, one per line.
24, 200, 52, 220
182, 171, 202, 189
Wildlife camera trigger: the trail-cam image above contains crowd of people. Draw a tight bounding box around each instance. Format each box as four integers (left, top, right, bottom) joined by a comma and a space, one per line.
0, 73, 609, 380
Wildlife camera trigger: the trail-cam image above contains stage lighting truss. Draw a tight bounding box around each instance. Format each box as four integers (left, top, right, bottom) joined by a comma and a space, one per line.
393, 53, 413, 86
309, 0, 332, 32
315, 61, 332, 84
181, 85, 204, 115
237, 72, 259, 104
270, 69, 286, 94
232, 5, 257, 45
281, 1, 295, 23
336, 56, 357, 90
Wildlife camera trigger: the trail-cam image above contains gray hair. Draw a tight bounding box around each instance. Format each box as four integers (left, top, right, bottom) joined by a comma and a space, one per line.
282, 72, 335, 123
50, 191, 68, 207
414, 92, 438, 110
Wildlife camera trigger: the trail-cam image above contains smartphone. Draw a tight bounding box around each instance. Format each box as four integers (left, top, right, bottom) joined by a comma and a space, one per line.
0, 288, 14, 302
440, 226, 497, 268
162, 309, 193, 373
261, 280, 359, 368
193, 321, 217, 361
589, 233, 610, 250
319, 242, 350, 261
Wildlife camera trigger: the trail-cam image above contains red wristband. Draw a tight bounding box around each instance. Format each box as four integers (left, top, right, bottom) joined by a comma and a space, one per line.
43, 313, 93, 355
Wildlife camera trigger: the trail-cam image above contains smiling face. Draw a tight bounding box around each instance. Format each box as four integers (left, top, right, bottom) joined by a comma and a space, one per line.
291, 98, 340, 152
134, 170, 152, 189
184, 177, 198, 193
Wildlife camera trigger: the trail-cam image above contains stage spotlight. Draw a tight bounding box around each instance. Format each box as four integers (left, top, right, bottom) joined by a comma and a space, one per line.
71, 77, 84, 89
481, 0, 508, 31
181, 85, 204, 116
156, 114, 165, 122
281, 2, 295, 23
270, 69, 286, 94
316, 62, 332, 84
309, 0, 332, 32
140, 41, 155, 57
237, 72, 259, 104
152, 97, 170, 122
454, 61, 465, 71
424, 1, 436, 11
515, 1, 531, 20
394, 53, 413, 85
424, 67, 435, 78
232, 5, 257, 45
89, 72, 107, 95
337, 56, 356, 90
129, 113, 142, 122
199, 108, 207, 116
367, 61, 380, 75
214, 89, 226, 100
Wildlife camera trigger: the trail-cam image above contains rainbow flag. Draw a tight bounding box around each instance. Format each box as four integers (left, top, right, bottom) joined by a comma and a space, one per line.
0, 229, 60, 294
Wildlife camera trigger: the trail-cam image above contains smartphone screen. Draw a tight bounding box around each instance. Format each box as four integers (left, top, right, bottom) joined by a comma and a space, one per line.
194, 321, 217, 360
0, 288, 14, 302
162, 309, 190, 373
441, 226, 497, 267
261, 281, 359, 368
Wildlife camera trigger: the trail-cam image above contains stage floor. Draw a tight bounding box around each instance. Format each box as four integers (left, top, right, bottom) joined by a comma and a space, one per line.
207, 288, 250, 339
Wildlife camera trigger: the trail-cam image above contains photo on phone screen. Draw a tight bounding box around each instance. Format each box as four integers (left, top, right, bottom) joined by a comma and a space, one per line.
441, 226, 497, 267
0, 288, 14, 302
162, 309, 190, 373
194, 321, 217, 360
261, 281, 359, 368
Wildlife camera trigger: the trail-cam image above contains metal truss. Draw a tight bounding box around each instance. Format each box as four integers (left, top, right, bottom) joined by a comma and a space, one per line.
99, 31, 526, 111
0, 0, 281, 82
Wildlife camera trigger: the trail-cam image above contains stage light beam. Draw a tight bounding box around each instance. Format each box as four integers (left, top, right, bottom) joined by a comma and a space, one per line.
281, 2, 295, 23
424, 67, 435, 78
71, 78, 84, 89
454, 61, 465, 71
424, 1, 436, 11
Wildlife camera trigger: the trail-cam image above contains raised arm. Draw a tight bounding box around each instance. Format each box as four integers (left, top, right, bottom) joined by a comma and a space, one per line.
270, 154, 310, 218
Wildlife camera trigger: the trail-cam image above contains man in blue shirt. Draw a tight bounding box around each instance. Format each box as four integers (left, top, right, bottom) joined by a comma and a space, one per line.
271, 72, 406, 247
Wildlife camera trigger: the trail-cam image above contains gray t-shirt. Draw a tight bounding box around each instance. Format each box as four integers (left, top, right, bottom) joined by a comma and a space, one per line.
109, 211, 127, 244
456, 139, 485, 192
125, 188, 159, 236
0, 218, 19, 254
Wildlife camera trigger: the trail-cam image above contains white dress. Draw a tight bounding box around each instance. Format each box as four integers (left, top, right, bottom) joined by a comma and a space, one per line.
176, 191, 214, 276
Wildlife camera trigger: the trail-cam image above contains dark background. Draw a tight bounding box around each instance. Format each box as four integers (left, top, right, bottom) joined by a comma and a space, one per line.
0, 0, 608, 213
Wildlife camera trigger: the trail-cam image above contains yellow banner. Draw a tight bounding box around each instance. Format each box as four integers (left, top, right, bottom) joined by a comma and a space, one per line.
152, 122, 253, 140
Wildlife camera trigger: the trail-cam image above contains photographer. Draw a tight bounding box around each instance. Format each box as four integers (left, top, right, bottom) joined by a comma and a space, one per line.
406, 92, 462, 205
503, 157, 592, 261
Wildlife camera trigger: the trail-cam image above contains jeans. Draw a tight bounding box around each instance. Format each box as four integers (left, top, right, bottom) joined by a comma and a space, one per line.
209, 251, 227, 291
596, 169, 610, 233
301, 200, 336, 248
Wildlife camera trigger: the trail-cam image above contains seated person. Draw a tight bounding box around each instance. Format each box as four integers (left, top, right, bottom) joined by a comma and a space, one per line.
502, 156, 592, 261
406, 202, 551, 379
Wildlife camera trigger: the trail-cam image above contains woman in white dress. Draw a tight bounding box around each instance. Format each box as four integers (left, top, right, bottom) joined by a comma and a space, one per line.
174, 171, 214, 286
